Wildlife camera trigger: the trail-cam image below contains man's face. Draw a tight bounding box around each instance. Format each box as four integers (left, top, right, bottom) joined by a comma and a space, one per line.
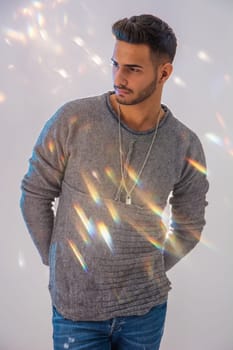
111, 40, 159, 105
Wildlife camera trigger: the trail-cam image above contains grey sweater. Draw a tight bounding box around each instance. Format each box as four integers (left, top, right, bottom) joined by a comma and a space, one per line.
20, 92, 209, 321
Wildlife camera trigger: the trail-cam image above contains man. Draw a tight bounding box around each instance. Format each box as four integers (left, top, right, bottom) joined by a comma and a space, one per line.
20, 14, 209, 350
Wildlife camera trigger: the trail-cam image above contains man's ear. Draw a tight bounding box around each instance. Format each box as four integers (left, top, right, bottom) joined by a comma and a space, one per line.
159, 62, 173, 83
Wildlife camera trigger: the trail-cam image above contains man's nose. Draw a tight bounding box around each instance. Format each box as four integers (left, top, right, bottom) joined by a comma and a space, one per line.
114, 67, 128, 87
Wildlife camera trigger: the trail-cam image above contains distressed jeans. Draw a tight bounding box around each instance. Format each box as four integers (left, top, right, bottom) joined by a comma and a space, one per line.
52, 302, 167, 350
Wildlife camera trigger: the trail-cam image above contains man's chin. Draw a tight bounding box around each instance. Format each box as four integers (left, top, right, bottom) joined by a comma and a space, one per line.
115, 96, 134, 106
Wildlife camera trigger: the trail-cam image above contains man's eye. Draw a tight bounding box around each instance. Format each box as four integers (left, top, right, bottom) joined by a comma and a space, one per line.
111, 60, 118, 68
129, 67, 140, 72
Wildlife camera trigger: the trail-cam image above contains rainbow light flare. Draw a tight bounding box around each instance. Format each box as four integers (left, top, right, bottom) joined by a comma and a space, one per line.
205, 133, 223, 146
186, 158, 207, 175
69, 116, 78, 125
144, 261, 154, 279
4, 29, 27, 45
74, 223, 90, 245
27, 25, 37, 39
126, 165, 142, 187
166, 224, 216, 253
97, 222, 113, 251
143, 233, 163, 250
216, 112, 226, 130
229, 149, 233, 157
105, 202, 121, 224
21, 7, 34, 16
105, 201, 121, 224
73, 204, 95, 237
67, 239, 88, 272
32, 1, 44, 10
205, 113, 233, 157
37, 13, 46, 27
205, 133, 233, 157
105, 166, 118, 186
145, 200, 163, 218
47, 139, 55, 153
60, 154, 65, 165
133, 189, 164, 218
82, 175, 101, 204
125, 215, 164, 250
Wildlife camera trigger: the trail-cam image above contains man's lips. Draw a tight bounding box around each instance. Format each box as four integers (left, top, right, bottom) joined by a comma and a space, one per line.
115, 87, 131, 95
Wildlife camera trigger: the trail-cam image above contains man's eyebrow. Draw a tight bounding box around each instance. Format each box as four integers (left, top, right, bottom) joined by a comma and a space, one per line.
111, 58, 143, 69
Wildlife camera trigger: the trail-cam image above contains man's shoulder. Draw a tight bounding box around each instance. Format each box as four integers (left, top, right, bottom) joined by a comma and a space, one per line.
49, 92, 109, 126
165, 107, 203, 147
60, 92, 108, 113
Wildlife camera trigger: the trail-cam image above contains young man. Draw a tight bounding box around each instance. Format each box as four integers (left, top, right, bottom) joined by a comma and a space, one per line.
20, 14, 209, 350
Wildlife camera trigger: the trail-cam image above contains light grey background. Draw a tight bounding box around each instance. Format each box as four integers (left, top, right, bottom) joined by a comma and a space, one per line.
0, 0, 232, 349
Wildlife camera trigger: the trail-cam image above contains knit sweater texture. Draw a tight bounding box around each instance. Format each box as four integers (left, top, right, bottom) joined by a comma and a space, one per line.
20, 92, 209, 321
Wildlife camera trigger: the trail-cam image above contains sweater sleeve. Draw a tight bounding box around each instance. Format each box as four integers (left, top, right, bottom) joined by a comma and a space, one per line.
20, 106, 70, 265
163, 134, 209, 271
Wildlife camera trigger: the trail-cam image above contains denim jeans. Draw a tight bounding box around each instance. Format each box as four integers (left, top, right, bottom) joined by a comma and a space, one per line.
52, 302, 167, 350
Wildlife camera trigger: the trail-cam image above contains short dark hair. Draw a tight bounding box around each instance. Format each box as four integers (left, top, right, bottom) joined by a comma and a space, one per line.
112, 14, 177, 63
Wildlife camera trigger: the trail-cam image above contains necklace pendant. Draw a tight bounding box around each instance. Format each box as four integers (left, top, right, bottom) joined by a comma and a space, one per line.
126, 195, 131, 205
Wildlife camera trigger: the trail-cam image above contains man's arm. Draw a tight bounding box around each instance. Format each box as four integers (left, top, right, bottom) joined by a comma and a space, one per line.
20, 107, 69, 265
163, 134, 209, 271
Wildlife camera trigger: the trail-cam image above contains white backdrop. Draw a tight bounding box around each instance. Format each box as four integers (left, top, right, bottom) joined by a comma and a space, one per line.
0, 0, 232, 349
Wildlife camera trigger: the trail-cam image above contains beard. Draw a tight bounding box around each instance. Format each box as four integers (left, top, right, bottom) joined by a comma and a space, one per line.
114, 76, 158, 106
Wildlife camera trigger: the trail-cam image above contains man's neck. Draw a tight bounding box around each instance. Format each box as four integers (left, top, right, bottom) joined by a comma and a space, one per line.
110, 94, 164, 132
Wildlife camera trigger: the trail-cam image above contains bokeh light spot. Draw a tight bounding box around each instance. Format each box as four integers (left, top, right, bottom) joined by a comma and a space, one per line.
0, 92, 7, 104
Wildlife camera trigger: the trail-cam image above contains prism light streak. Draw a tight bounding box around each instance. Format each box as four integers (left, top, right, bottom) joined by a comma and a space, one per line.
216, 112, 226, 130
166, 228, 216, 253
4, 29, 27, 45
37, 13, 46, 27
27, 25, 38, 39
7, 0, 65, 54
173, 76, 187, 88
73, 36, 85, 47
91, 55, 103, 66
39, 29, 49, 41
48, 140, 55, 153
75, 224, 90, 245
205, 133, 223, 146
132, 187, 165, 219
21, 7, 34, 17
74, 204, 95, 237
215, 113, 233, 156
83, 176, 101, 204
205, 133, 233, 157
105, 167, 118, 186
126, 165, 142, 188
54, 68, 69, 79
145, 200, 163, 218
142, 233, 163, 250
18, 251, 26, 269
97, 222, 113, 251
69, 116, 78, 125
186, 158, 207, 175
67, 239, 88, 271
127, 219, 164, 250
224, 136, 231, 147
32, 1, 44, 10
72, 34, 105, 69
105, 201, 121, 224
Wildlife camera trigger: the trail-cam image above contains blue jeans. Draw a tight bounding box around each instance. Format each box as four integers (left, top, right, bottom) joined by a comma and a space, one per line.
52, 302, 167, 350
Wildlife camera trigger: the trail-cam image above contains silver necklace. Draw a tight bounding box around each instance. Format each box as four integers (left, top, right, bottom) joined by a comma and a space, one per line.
117, 104, 161, 205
